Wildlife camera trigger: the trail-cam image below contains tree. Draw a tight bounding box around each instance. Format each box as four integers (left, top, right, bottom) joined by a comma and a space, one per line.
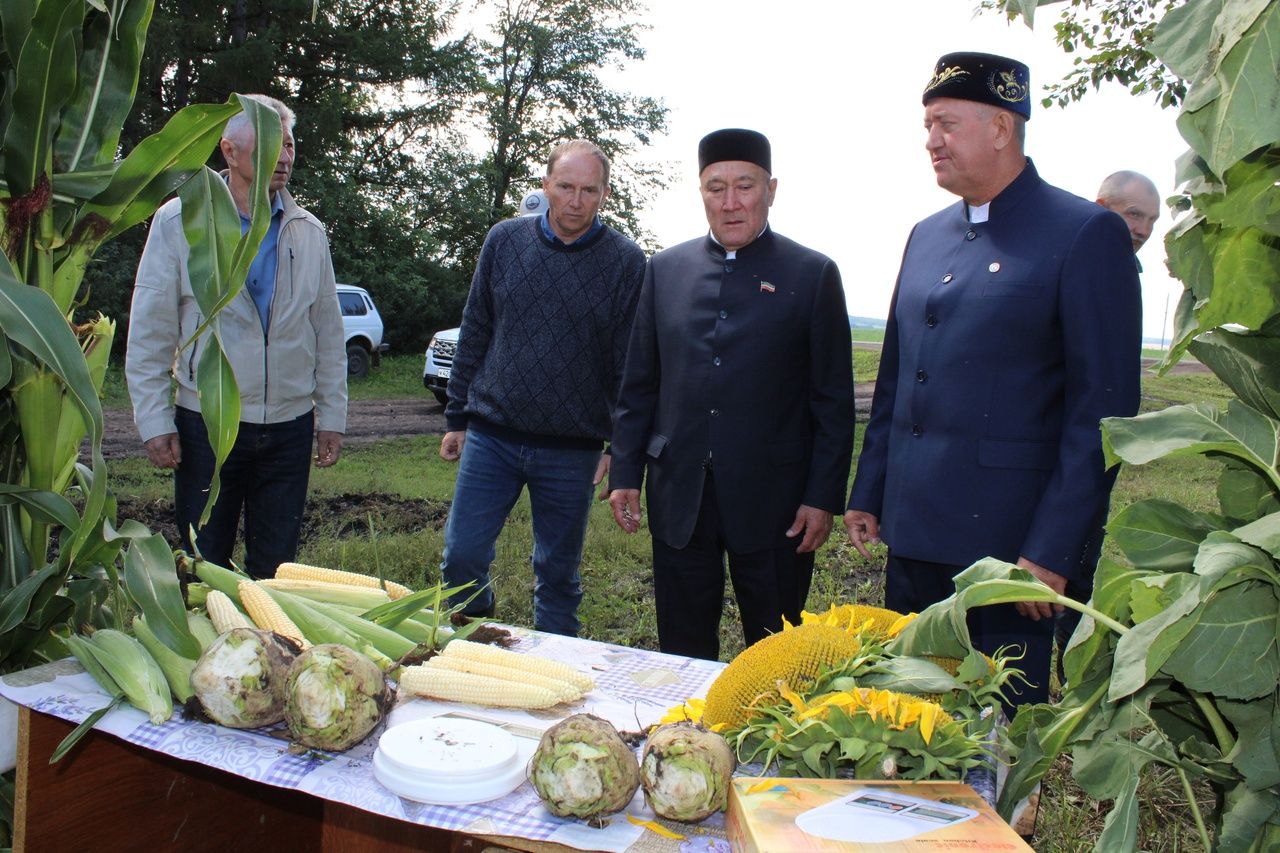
470, 0, 670, 243
981, 0, 1187, 107
969, 2, 1280, 850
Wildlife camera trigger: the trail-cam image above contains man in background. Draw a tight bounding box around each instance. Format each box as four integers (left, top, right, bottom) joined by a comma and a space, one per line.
127, 94, 347, 579
609, 128, 854, 661
440, 140, 645, 637
1096, 170, 1161, 258
845, 53, 1142, 708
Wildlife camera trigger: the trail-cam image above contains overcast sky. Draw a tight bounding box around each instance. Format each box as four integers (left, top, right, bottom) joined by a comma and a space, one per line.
607, 0, 1187, 341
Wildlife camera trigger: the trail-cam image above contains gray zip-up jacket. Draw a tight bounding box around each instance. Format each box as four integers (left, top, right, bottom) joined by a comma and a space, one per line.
126, 186, 347, 443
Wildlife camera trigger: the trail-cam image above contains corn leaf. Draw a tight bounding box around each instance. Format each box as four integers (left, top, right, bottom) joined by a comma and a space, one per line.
0, 483, 78, 530
49, 695, 125, 764
1, 0, 81, 194
0, 563, 61, 634
192, 341, 239, 525
54, 0, 155, 173
123, 533, 200, 659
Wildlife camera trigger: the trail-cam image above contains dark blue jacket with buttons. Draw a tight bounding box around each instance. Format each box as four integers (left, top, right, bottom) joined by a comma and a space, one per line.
847, 160, 1141, 580
610, 227, 855, 553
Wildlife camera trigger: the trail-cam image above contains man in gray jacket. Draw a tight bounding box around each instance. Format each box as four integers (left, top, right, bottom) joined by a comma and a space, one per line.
126, 94, 347, 578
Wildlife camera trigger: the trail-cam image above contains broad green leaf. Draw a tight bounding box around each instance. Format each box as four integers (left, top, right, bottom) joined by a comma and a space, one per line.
1231, 511, 1280, 559
1177, 2, 1280, 176
1061, 559, 1152, 688
49, 165, 116, 202
1106, 499, 1223, 571
1197, 150, 1280, 236
1109, 573, 1201, 701
1217, 784, 1279, 853
0, 0, 33, 70
1005, 0, 1064, 28
194, 340, 240, 527
177, 166, 242, 321
1163, 580, 1279, 700
1193, 530, 1280, 586
1190, 328, 1280, 421
123, 533, 200, 659
1196, 227, 1280, 333
857, 657, 962, 697
1152, 0, 1229, 82
1218, 457, 1280, 522
1102, 400, 1280, 493
1, 0, 81, 194
0, 483, 78, 530
54, 0, 155, 173
1218, 695, 1280, 789
0, 563, 61, 634
78, 98, 241, 241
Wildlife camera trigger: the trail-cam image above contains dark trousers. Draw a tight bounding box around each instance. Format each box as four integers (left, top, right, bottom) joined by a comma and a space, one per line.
651, 472, 814, 661
174, 407, 314, 579
886, 553, 1053, 711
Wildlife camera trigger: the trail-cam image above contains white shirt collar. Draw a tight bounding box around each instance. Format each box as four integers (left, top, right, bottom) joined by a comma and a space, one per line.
967, 202, 991, 224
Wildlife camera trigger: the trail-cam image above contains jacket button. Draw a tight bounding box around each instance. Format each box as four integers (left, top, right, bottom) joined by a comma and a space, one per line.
713, 357, 721, 366
710, 408, 720, 417
916, 370, 927, 383
719, 310, 728, 319
941, 273, 953, 284
966, 230, 976, 241
926, 314, 938, 327
911, 424, 923, 437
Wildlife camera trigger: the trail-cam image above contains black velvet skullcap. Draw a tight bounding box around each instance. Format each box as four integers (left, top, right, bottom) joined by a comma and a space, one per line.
697, 128, 771, 175
922, 52, 1032, 120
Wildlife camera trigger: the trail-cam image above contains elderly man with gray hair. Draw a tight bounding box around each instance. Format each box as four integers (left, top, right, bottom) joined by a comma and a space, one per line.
126, 94, 347, 578
1096, 170, 1161, 257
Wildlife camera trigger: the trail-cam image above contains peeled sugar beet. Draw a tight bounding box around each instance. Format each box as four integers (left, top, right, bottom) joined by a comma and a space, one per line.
284, 643, 392, 751
529, 713, 641, 820
640, 721, 736, 822
190, 628, 297, 728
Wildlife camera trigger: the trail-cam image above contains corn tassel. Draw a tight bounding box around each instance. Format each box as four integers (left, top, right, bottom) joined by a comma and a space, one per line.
275, 562, 413, 600
398, 665, 560, 709
442, 640, 594, 693
238, 581, 309, 648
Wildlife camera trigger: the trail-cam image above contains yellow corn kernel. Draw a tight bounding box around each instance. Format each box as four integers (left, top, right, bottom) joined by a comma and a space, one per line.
206, 589, 252, 634
275, 562, 413, 600
426, 655, 582, 703
441, 640, 594, 693
398, 664, 561, 709
238, 581, 309, 648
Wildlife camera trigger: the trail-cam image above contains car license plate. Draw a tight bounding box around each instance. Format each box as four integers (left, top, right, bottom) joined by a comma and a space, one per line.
438, 368, 450, 380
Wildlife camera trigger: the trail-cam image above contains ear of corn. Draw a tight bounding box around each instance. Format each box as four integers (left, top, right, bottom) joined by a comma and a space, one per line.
192, 558, 252, 604
186, 611, 220, 650
275, 563, 413, 600
259, 577, 391, 609
82, 629, 174, 724
441, 639, 594, 693
238, 581, 310, 648
66, 634, 122, 697
426, 655, 582, 703
132, 616, 197, 703
206, 589, 253, 633
260, 586, 395, 671
398, 664, 561, 709
302, 598, 418, 660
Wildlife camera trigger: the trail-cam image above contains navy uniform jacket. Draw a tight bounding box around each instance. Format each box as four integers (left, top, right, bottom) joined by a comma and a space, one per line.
847, 161, 1141, 580
610, 227, 855, 553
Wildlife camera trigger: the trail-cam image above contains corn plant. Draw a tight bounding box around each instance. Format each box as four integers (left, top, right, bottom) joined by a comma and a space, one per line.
0, 0, 279, 676
947, 2, 1280, 851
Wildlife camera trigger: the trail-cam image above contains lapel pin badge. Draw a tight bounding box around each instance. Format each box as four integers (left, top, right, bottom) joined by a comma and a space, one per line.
760, 281, 775, 293
988, 261, 1001, 273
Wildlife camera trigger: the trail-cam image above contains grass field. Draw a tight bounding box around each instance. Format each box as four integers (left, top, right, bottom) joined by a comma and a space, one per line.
101, 355, 1228, 851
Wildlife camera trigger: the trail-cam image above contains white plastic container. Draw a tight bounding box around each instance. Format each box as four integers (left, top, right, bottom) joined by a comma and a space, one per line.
373, 717, 534, 805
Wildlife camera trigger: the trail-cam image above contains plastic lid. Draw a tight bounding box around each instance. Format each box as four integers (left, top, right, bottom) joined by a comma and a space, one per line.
374, 718, 535, 805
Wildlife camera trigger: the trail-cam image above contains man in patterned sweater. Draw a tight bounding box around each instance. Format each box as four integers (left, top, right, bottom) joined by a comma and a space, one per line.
439, 139, 645, 636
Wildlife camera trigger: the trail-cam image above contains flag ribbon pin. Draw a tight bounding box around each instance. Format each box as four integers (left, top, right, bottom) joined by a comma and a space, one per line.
759, 281, 775, 293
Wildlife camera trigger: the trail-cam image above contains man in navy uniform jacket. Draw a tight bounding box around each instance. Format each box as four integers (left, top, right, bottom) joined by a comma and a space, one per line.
844, 52, 1142, 707
609, 129, 855, 661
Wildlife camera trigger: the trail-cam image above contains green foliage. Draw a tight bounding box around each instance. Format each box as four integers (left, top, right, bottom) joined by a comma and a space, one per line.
980, 2, 1280, 850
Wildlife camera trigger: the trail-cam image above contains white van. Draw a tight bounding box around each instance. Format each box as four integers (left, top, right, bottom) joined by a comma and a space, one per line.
337, 283, 388, 378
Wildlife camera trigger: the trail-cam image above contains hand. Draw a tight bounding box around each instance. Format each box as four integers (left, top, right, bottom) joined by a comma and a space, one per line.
593, 454, 611, 501
1014, 556, 1068, 621
440, 431, 465, 462
786, 504, 833, 554
844, 510, 881, 559
144, 433, 181, 469
609, 488, 642, 533
315, 431, 343, 467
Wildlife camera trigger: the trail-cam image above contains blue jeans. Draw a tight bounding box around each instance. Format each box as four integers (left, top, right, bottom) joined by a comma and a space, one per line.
440, 428, 600, 636
174, 407, 314, 579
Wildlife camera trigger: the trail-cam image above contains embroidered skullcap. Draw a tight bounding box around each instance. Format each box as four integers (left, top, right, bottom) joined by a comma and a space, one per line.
697, 129, 771, 175
922, 52, 1032, 120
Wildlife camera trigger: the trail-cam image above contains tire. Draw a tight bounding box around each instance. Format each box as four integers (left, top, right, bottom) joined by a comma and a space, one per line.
431, 389, 448, 406
346, 343, 371, 379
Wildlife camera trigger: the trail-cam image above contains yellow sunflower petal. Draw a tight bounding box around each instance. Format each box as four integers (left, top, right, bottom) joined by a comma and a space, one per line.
627, 815, 685, 840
